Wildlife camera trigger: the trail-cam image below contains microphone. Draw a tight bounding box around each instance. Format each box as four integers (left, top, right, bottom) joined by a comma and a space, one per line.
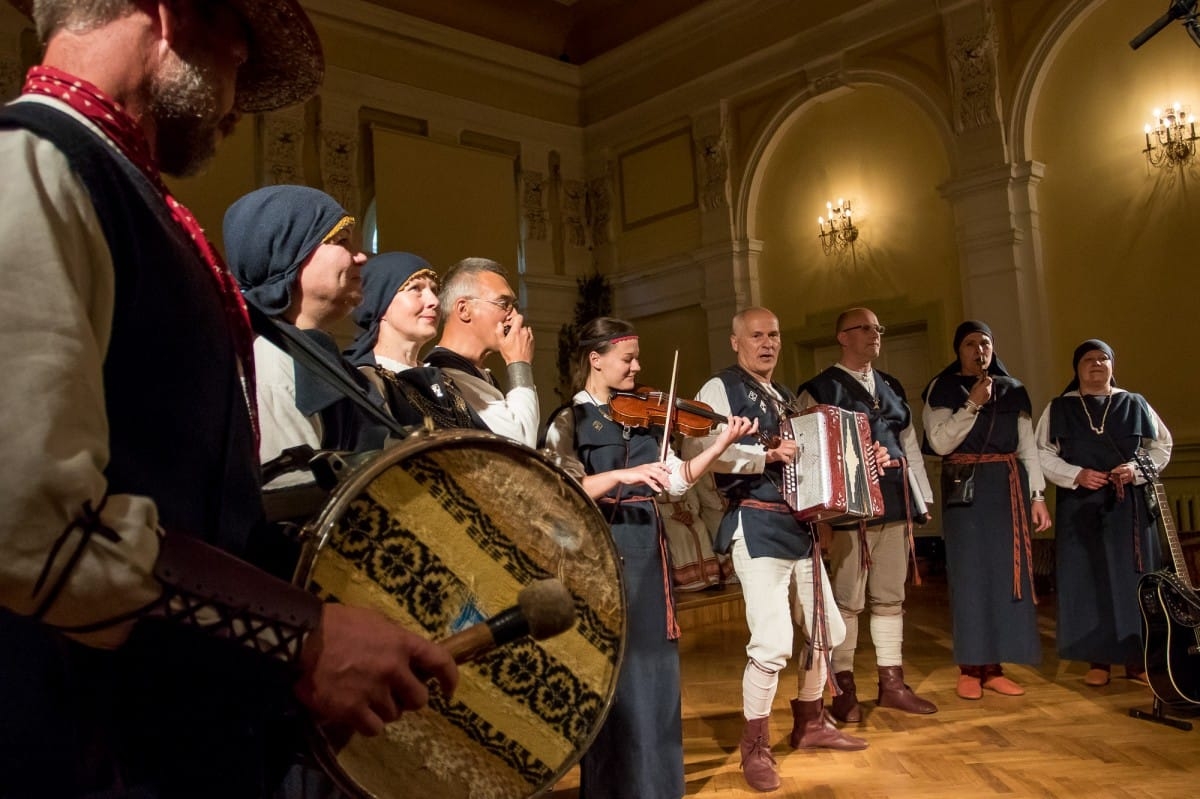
440, 578, 577, 664
1130, 0, 1196, 50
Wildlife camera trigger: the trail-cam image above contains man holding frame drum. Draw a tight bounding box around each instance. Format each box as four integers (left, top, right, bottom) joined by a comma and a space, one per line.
0, 1, 456, 795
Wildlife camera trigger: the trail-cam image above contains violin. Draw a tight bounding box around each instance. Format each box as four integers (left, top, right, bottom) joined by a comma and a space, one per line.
608, 387, 781, 448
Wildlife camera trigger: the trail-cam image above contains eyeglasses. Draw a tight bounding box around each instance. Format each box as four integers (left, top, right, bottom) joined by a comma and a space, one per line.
469, 296, 519, 313
840, 324, 886, 335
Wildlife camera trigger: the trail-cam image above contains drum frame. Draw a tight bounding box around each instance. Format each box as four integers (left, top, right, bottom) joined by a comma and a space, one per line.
292, 429, 627, 799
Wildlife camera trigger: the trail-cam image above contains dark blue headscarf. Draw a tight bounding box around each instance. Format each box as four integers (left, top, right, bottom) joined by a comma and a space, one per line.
922, 319, 1011, 400
344, 252, 437, 367
223, 185, 352, 316
1063, 338, 1117, 394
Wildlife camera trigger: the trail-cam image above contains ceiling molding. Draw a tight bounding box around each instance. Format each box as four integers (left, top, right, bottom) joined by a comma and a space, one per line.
303, 0, 582, 91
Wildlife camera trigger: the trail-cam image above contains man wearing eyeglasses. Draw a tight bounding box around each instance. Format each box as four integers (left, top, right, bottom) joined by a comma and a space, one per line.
796, 307, 937, 724
425, 257, 539, 446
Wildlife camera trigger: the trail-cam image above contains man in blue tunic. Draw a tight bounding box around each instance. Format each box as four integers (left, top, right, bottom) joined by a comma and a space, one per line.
796, 307, 937, 722
689, 307, 866, 794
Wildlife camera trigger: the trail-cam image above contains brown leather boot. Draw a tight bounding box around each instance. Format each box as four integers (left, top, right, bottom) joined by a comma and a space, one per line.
739, 716, 781, 792
877, 665, 938, 714
829, 670, 863, 723
788, 698, 868, 751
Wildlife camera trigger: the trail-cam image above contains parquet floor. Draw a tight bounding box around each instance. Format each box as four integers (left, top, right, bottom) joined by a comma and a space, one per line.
548, 576, 1200, 798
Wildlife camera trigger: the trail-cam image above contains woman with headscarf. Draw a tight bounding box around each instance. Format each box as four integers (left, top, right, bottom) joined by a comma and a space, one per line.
921, 321, 1052, 701
1035, 339, 1172, 687
344, 252, 485, 431
542, 317, 758, 799
224, 185, 386, 469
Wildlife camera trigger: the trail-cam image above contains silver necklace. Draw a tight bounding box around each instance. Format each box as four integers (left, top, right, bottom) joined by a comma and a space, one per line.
1078, 391, 1113, 435
851, 368, 879, 409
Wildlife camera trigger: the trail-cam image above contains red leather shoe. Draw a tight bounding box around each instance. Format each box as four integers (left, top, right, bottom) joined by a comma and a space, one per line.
981, 674, 1025, 696
956, 674, 982, 700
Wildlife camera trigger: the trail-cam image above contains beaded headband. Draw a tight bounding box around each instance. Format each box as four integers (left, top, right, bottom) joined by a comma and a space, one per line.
580, 332, 638, 351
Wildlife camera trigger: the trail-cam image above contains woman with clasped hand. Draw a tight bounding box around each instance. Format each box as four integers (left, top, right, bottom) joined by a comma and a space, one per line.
921, 321, 1052, 701
1035, 339, 1172, 688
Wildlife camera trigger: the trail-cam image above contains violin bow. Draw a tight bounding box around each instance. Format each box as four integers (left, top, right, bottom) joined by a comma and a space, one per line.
660, 349, 681, 462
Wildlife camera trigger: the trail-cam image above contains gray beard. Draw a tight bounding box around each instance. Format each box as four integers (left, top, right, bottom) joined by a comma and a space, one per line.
148, 51, 226, 177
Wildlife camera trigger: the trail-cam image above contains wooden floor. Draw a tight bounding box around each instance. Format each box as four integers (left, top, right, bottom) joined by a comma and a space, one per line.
547, 576, 1200, 798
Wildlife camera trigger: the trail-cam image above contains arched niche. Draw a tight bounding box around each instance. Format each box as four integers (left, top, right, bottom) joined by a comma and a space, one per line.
1015, 0, 1200, 440
732, 79, 960, 390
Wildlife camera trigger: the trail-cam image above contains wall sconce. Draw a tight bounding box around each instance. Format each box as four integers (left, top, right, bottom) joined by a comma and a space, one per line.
1143, 102, 1198, 168
817, 198, 858, 255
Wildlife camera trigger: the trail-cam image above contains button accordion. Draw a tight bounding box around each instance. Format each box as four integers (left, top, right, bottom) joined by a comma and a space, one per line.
781, 404, 884, 524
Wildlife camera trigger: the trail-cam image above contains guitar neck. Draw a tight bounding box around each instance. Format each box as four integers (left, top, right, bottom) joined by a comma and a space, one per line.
1152, 481, 1195, 591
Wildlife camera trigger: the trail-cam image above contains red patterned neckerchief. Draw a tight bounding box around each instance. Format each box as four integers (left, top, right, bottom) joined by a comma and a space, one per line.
22, 66, 259, 444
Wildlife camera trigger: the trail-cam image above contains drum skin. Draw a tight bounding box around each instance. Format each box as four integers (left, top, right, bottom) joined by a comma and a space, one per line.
294, 430, 626, 799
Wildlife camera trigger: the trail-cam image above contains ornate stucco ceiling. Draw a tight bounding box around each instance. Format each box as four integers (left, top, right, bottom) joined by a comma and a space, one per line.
361, 0, 709, 63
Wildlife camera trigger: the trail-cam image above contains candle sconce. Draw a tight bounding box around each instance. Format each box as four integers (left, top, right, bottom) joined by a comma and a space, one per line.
817, 198, 858, 256
1143, 102, 1198, 168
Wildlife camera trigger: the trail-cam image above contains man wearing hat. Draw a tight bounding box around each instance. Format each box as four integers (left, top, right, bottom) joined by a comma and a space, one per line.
0, 1, 456, 795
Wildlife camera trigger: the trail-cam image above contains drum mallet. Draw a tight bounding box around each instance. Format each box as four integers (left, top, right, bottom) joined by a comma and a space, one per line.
440, 578, 576, 664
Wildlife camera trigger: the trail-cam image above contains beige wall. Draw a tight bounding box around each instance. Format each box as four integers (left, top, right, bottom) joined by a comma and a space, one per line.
167, 119, 261, 257
5, 0, 1197, 476
750, 85, 959, 389
1033, 0, 1200, 441
631, 305, 712, 400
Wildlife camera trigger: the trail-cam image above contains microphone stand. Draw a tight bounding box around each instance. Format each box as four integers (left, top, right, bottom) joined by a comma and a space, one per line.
1130, 0, 1198, 50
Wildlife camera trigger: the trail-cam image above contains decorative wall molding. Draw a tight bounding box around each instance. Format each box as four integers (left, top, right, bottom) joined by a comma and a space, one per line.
562, 179, 588, 248
261, 106, 306, 186
522, 170, 548, 241
303, 0, 580, 99
946, 1, 1002, 134
812, 71, 844, 96
697, 132, 729, 212
320, 125, 358, 214
587, 163, 614, 248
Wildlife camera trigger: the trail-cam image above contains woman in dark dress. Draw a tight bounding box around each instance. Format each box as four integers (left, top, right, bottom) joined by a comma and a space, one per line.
344, 252, 484, 431
543, 317, 755, 799
922, 321, 1052, 701
1036, 339, 1172, 687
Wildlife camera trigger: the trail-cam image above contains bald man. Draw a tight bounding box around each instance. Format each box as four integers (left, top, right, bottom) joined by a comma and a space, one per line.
687, 307, 865, 794
797, 307, 936, 725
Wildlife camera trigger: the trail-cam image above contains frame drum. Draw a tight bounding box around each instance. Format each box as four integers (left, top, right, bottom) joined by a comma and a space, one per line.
294, 430, 626, 799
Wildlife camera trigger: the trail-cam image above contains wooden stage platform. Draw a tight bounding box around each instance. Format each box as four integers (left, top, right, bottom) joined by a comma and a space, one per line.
548, 575, 1200, 798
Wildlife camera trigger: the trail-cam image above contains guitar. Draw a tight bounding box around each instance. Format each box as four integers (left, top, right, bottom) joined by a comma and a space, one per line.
1134, 450, 1200, 705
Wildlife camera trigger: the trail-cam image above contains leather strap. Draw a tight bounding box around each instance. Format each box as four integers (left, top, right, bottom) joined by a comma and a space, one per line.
153, 532, 322, 666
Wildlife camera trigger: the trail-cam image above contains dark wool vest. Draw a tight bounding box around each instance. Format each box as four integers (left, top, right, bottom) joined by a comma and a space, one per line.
711, 367, 812, 560
0, 102, 263, 549
0, 102, 295, 797
798, 366, 919, 523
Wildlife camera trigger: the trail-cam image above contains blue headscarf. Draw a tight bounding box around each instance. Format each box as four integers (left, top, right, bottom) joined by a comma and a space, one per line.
344, 252, 437, 367
1063, 338, 1117, 394
921, 320, 1011, 400
223, 185, 352, 316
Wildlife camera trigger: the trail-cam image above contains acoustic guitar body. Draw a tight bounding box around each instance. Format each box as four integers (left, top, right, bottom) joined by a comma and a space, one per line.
1139, 570, 1200, 705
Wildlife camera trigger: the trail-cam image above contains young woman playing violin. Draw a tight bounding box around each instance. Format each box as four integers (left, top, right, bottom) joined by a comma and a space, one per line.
543, 317, 757, 799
